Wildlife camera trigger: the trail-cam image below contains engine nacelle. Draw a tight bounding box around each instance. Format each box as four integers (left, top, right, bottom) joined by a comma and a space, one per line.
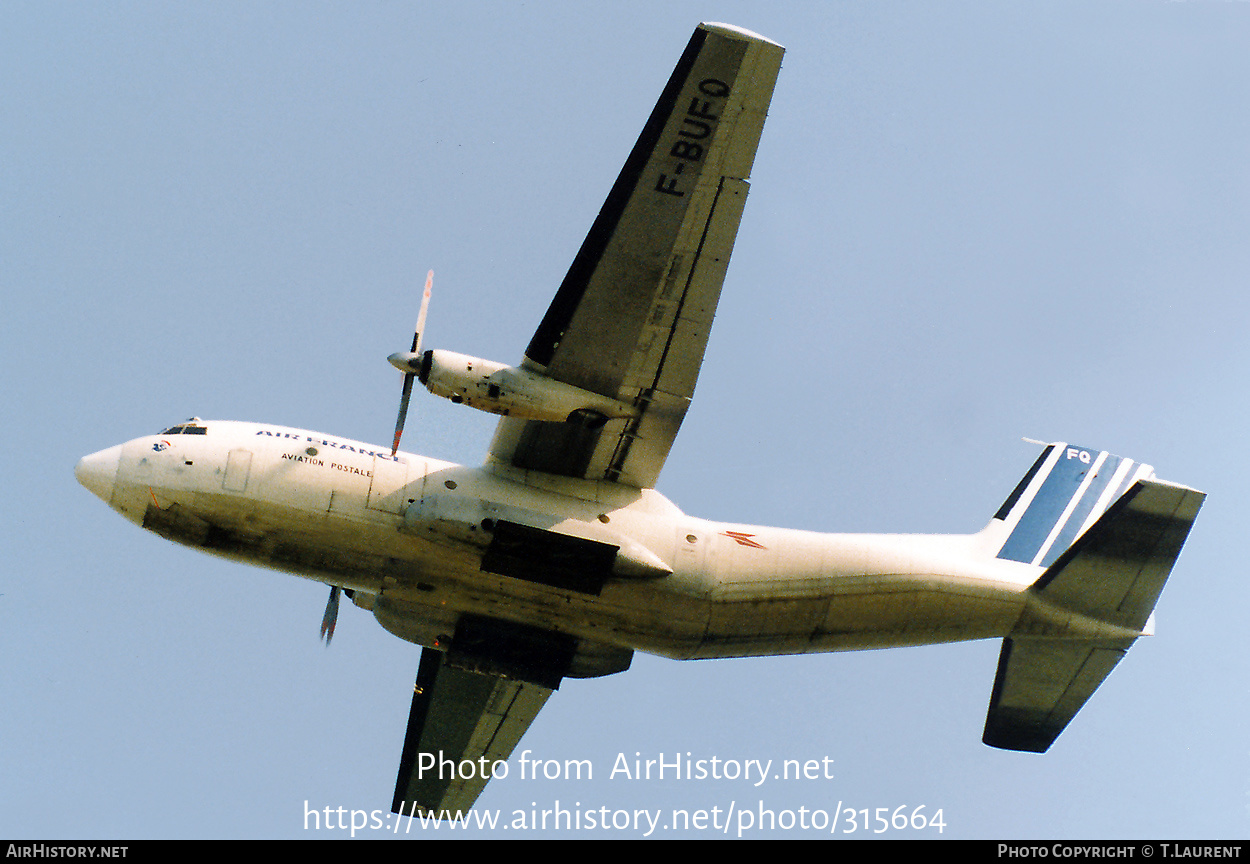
390, 348, 636, 424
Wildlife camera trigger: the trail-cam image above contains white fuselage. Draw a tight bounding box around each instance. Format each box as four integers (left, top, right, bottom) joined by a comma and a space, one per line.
77, 421, 1041, 666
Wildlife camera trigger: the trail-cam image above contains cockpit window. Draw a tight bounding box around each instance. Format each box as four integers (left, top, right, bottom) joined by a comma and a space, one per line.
159, 418, 208, 435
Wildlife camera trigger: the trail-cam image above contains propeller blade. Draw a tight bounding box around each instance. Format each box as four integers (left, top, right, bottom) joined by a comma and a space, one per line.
413, 269, 432, 355
389, 270, 433, 457
320, 585, 340, 645
391, 372, 414, 456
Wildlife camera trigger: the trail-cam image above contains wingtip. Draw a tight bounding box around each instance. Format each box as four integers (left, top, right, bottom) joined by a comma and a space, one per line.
699, 22, 784, 49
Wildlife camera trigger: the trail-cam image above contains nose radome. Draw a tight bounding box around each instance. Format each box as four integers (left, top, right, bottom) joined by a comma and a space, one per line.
75, 445, 121, 503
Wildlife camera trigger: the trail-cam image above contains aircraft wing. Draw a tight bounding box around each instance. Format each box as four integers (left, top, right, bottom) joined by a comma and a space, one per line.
488, 23, 784, 488
392, 647, 553, 818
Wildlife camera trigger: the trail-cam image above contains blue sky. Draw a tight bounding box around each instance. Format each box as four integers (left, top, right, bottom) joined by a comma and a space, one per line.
4, 1, 1249, 838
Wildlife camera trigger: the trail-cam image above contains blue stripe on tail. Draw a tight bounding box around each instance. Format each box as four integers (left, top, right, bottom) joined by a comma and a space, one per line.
995, 444, 1146, 567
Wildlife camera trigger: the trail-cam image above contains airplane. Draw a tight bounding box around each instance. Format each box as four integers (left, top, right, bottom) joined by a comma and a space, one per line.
74, 22, 1204, 819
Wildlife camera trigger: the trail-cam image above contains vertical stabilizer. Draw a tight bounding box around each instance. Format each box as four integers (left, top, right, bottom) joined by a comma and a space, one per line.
987, 443, 1154, 567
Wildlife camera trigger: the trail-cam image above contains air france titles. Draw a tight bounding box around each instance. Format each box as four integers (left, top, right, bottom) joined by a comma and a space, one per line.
258, 428, 392, 476
654, 78, 731, 198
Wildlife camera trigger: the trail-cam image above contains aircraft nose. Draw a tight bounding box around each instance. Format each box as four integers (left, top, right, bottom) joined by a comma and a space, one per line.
75, 444, 121, 503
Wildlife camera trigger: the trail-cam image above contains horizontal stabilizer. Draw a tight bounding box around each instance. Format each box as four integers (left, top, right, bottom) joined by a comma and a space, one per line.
983, 478, 1204, 752
393, 648, 552, 817
1031, 478, 1205, 631
983, 637, 1129, 752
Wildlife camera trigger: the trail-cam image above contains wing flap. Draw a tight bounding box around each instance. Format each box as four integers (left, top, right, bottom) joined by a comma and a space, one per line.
647, 176, 749, 400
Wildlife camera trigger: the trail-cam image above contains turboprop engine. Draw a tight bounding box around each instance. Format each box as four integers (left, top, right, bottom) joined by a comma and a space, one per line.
388, 348, 637, 425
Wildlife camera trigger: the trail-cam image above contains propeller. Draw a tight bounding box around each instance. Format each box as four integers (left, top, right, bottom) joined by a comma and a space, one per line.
320, 585, 340, 645
321, 271, 430, 645
388, 270, 433, 456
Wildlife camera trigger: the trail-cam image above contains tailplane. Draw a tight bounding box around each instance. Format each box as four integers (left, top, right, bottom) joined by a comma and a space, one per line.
979, 443, 1204, 752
